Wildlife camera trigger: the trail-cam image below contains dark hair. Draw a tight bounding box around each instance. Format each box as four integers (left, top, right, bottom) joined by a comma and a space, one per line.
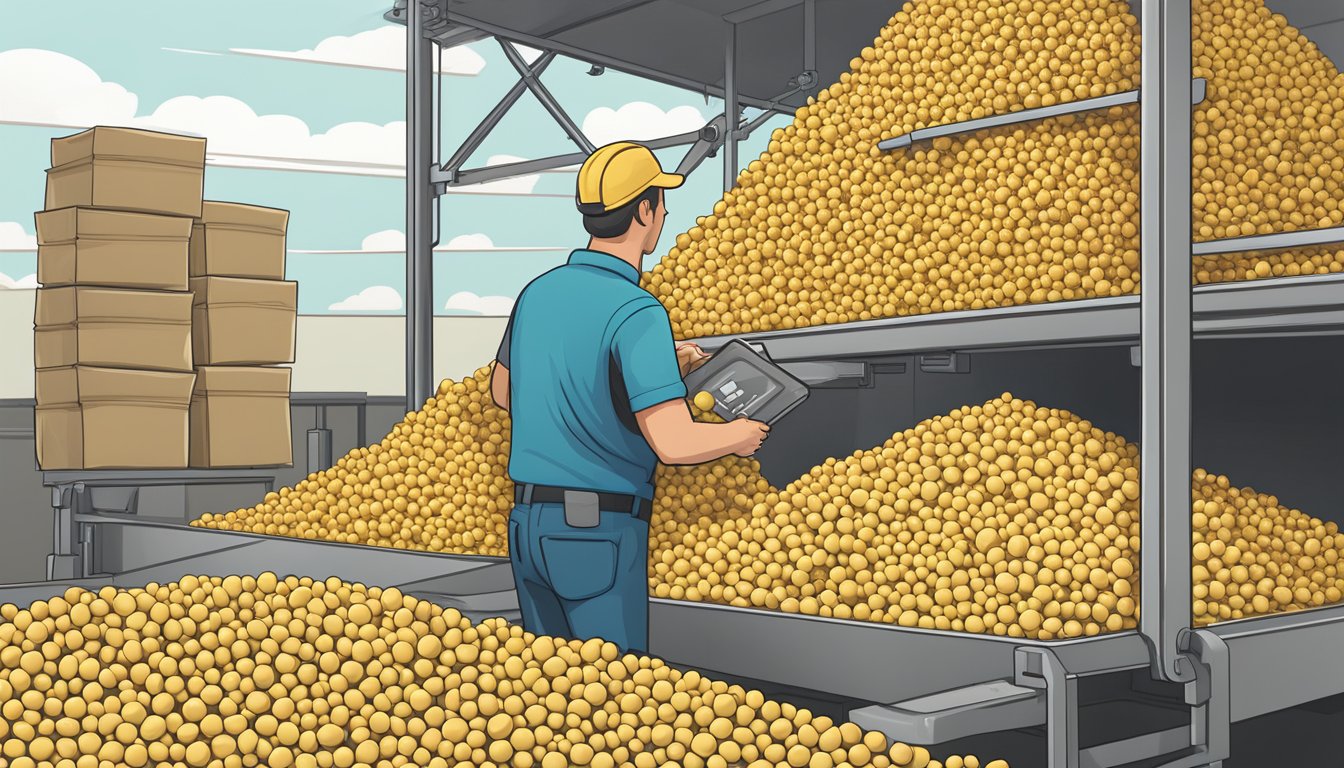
581, 186, 662, 239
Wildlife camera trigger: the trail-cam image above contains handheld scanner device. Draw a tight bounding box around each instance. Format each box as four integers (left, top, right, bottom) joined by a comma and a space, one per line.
682, 339, 809, 426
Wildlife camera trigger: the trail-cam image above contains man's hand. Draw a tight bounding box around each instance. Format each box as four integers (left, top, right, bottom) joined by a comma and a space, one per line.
725, 417, 770, 456
676, 343, 711, 378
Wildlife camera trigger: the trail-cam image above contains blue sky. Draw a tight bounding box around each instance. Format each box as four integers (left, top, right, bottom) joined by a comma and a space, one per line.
0, 0, 786, 314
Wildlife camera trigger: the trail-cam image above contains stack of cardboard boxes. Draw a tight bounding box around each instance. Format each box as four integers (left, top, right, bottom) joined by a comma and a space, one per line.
188, 201, 296, 468
32, 126, 297, 470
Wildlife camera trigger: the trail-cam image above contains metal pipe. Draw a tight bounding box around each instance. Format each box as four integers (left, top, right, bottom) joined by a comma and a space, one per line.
450, 125, 714, 188
723, 23, 739, 193
1139, 0, 1196, 684
443, 52, 556, 174
406, 0, 435, 412
499, 41, 596, 154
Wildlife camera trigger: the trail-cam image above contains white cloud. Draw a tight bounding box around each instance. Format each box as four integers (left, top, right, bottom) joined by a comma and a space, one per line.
0, 49, 137, 127
329, 286, 403, 312
0, 50, 568, 191
361, 230, 406, 251
444, 291, 514, 316
0, 222, 38, 252
581, 102, 707, 147
446, 233, 494, 250
0, 272, 38, 290
229, 27, 485, 76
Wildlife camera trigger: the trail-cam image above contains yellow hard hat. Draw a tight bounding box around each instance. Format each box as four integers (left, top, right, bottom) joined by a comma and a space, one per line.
576, 141, 684, 214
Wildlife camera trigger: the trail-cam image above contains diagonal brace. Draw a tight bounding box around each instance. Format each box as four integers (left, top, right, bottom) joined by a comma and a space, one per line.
499, 40, 596, 154
443, 50, 557, 175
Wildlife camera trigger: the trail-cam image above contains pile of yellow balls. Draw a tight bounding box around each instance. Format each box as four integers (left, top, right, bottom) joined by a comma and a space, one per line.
194, 372, 1344, 638
194, 370, 773, 564
195, 366, 514, 557
650, 394, 1344, 638
0, 574, 1006, 768
640, 0, 1344, 339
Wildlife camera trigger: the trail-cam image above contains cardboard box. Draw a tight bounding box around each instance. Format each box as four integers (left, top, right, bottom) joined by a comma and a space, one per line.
190, 201, 289, 280
34, 286, 193, 372
189, 366, 292, 467
35, 207, 192, 290
45, 127, 206, 218
191, 277, 297, 365
35, 365, 194, 469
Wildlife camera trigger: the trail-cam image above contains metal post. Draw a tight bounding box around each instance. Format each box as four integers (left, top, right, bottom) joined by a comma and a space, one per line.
1139, 0, 1196, 684
406, 0, 435, 412
723, 23, 739, 193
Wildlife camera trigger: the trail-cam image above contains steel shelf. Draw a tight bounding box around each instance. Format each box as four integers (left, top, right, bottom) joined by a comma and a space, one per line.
43, 515, 517, 622
876, 78, 1206, 151
648, 597, 1151, 704
1192, 223, 1344, 256
686, 273, 1344, 361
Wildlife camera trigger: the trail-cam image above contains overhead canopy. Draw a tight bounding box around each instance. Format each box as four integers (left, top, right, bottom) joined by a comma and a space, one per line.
388, 0, 901, 112
389, 0, 1343, 110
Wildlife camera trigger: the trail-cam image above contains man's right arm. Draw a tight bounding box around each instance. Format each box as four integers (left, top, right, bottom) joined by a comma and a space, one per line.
610, 302, 769, 463
490, 309, 514, 411
636, 401, 769, 464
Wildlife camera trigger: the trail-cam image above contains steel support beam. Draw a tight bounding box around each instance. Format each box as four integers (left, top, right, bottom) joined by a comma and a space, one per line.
723, 24, 740, 193
406, 0, 436, 411
443, 52, 557, 175
1139, 0, 1196, 685
499, 41, 595, 155
444, 124, 717, 188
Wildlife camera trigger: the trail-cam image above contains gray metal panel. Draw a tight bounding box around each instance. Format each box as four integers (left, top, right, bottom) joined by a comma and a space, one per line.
647, 598, 1150, 703
1207, 604, 1344, 722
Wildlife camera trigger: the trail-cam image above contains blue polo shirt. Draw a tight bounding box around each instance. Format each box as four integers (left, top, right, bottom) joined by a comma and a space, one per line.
496, 249, 687, 500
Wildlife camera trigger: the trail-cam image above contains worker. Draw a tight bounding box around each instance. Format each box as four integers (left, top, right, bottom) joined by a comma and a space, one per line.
489, 141, 770, 653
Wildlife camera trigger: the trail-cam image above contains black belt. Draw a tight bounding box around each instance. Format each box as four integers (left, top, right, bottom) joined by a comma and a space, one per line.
514, 484, 650, 521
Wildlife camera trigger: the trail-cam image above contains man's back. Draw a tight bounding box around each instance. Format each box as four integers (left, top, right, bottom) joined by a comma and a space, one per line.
501, 249, 685, 500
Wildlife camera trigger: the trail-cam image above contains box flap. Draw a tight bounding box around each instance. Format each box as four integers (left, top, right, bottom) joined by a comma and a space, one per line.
35, 286, 192, 326
51, 127, 206, 169
34, 366, 79, 406
36, 207, 193, 245
77, 366, 196, 405
33, 287, 75, 327
198, 201, 289, 234
190, 277, 297, 310
194, 365, 291, 395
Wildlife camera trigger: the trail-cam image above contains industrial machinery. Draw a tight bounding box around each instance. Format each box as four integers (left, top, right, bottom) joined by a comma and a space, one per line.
4, 2, 1344, 767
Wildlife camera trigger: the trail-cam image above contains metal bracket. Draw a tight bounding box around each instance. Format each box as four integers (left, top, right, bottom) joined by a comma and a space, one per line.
918, 352, 971, 374
778, 361, 870, 388
499, 40, 595, 155
1015, 647, 1079, 768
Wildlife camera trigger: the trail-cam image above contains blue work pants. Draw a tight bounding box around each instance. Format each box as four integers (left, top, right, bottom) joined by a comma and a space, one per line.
507, 501, 649, 653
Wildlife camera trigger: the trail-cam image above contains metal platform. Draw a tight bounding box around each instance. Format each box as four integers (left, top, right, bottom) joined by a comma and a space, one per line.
685, 273, 1344, 360
17, 514, 518, 624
